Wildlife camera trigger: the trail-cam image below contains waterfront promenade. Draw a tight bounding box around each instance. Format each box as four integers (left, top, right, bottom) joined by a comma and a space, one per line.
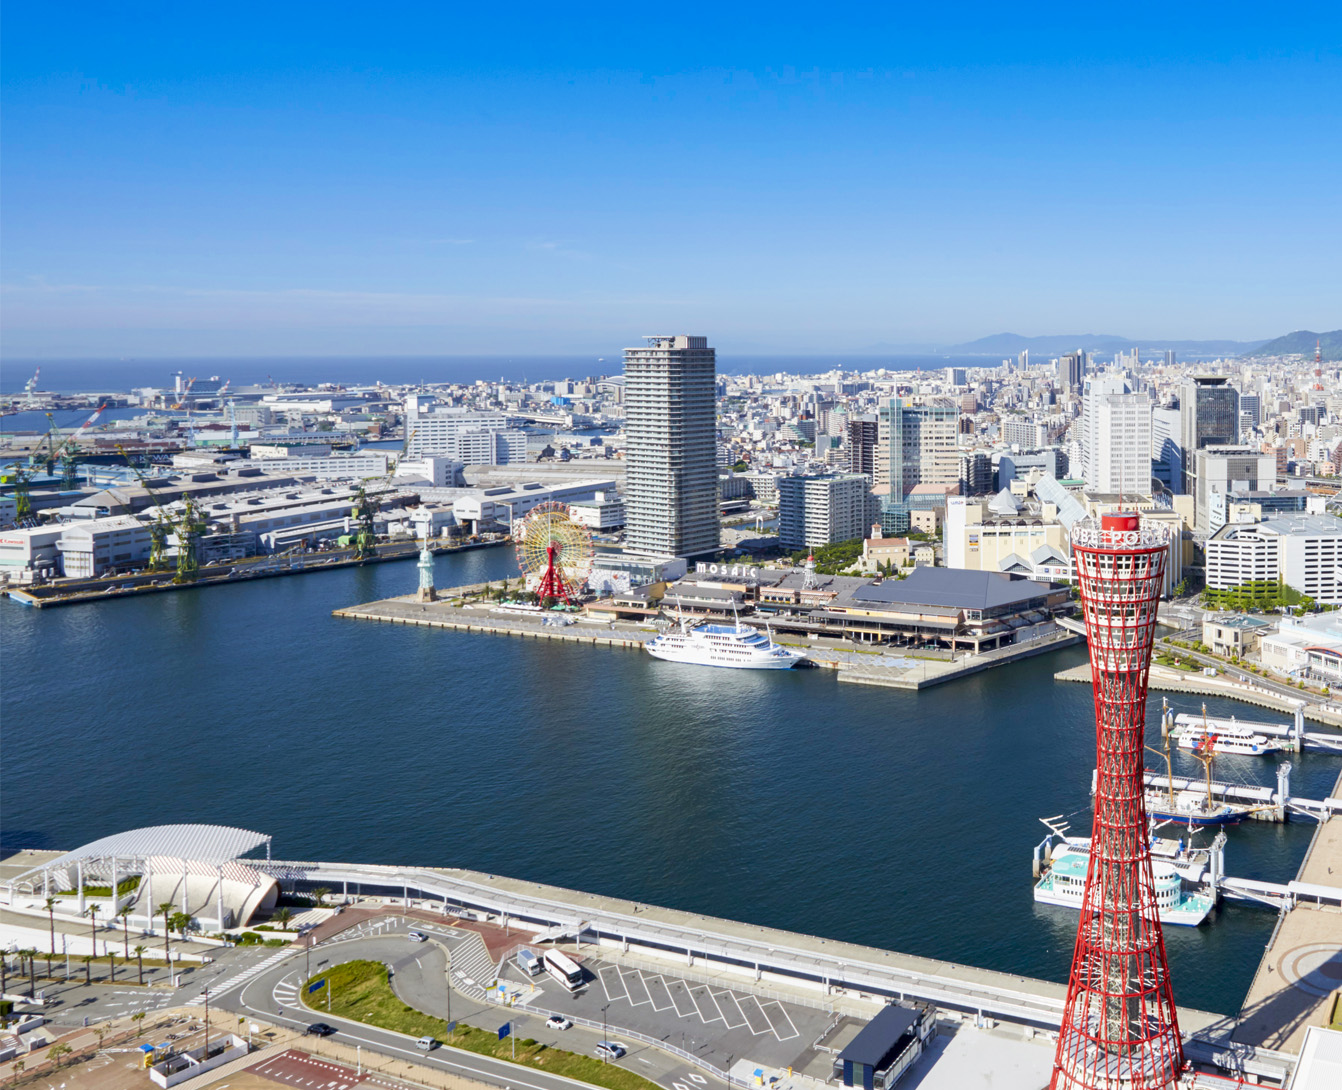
1233, 763, 1342, 1054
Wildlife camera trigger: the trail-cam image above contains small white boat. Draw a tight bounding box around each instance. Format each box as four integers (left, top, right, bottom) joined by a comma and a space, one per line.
645, 611, 804, 670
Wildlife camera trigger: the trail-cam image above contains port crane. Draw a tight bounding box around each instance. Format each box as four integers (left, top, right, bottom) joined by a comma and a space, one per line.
116, 444, 206, 582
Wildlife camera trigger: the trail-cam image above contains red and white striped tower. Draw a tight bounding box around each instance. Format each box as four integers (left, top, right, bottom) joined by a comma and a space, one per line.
1051, 512, 1182, 1090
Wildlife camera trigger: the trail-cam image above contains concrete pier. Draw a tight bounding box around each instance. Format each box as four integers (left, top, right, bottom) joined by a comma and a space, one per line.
336, 591, 1083, 690
1055, 663, 1342, 727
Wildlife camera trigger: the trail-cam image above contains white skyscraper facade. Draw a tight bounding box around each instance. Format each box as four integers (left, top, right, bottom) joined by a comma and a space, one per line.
623, 335, 720, 558
1081, 375, 1152, 495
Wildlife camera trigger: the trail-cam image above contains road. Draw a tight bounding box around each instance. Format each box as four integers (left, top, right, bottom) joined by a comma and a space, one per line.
219, 926, 726, 1090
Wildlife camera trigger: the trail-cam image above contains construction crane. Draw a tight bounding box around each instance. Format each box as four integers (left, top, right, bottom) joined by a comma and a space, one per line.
115, 444, 205, 582
393, 426, 419, 473
23, 367, 41, 408
171, 376, 197, 411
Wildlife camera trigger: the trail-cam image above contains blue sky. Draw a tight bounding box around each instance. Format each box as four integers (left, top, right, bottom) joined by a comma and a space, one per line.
3, 3, 1340, 357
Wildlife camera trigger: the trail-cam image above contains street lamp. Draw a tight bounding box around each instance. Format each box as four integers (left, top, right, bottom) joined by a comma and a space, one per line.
202, 987, 209, 1059
602, 1003, 609, 1061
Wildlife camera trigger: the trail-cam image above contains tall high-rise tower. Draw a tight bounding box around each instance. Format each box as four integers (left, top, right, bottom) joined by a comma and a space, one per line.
1052, 512, 1181, 1090
623, 335, 720, 558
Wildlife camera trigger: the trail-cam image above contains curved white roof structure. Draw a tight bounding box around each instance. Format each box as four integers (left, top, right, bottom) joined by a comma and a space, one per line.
4, 823, 271, 890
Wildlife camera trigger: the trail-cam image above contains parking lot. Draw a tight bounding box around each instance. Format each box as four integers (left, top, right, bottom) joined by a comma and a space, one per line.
502, 953, 833, 1072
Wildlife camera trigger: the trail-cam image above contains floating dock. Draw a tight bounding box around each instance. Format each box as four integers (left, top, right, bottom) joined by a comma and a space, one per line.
1089, 765, 1342, 822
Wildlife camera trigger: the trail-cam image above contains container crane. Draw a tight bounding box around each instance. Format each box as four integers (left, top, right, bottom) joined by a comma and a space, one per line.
171, 376, 197, 410
23, 367, 41, 408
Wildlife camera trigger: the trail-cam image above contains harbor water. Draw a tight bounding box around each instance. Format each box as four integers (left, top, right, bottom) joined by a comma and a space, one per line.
3, 544, 1338, 1015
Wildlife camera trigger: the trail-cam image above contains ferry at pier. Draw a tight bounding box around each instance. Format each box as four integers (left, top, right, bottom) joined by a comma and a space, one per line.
645, 616, 805, 670
1174, 722, 1286, 758
1034, 844, 1215, 926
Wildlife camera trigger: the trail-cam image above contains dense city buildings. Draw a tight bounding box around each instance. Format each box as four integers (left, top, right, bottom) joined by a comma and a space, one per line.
622, 335, 720, 558
778, 472, 876, 550
1080, 375, 1152, 494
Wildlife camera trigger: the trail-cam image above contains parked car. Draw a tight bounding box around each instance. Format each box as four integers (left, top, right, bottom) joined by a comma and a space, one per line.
416, 1036, 439, 1051
545, 1016, 573, 1031
305, 1023, 336, 1037
595, 1042, 626, 1060
407, 930, 428, 942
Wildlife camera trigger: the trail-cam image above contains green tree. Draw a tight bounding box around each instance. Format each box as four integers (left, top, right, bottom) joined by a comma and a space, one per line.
132, 1011, 147, 1037
170, 912, 192, 940
12, 1058, 25, 1081
158, 902, 175, 963
119, 905, 134, 959
134, 944, 147, 985
310, 887, 330, 907
81, 954, 94, 985
48, 1042, 71, 1068
273, 907, 294, 931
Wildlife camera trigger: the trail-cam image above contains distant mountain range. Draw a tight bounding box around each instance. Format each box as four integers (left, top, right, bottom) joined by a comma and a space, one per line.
942, 332, 1266, 357
1240, 329, 1342, 361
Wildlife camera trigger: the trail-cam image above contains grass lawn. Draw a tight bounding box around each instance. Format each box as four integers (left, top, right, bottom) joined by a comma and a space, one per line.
305, 961, 662, 1090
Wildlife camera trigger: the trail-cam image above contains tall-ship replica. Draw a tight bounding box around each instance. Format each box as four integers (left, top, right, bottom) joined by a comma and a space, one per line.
1052, 513, 1184, 1090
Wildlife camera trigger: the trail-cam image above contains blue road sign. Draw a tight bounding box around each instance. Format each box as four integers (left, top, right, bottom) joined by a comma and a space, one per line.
498, 1022, 511, 1041
308, 979, 327, 994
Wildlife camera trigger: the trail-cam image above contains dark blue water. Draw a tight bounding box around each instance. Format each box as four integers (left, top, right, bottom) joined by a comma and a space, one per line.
0, 356, 1000, 396
2, 545, 1336, 1016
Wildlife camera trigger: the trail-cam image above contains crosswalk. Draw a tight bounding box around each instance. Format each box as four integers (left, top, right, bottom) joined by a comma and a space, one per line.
447, 931, 494, 999
186, 948, 296, 1005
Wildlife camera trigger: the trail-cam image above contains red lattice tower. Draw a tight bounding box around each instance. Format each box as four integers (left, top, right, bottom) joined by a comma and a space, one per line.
1051, 512, 1182, 1090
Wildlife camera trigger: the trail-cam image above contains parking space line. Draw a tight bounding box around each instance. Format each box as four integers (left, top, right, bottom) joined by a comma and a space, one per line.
622, 969, 652, 1006
737, 994, 773, 1035
643, 973, 676, 1012
760, 999, 800, 1041
599, 965, 630, 1003
666, 980, 697, 1018
688, 985, 723, 1025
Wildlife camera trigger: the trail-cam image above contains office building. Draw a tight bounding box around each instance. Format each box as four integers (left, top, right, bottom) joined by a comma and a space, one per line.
1205, 515, 1342, 605
1081, 375, 1152, 494
1239, 394, 1261, 429
1164, 350, 1176, 368
875, 399, 959, 497
623, 335, 720, 558
1180, 376, 1240, 494
1193, 446, 1278, 533
1207, 488, 1313, 536
1151, 407, 1183, 493
946, 367, 968, 387
1059, 351, 1086, 394
847, 415, 879, 479
1001, 418, 1048, 449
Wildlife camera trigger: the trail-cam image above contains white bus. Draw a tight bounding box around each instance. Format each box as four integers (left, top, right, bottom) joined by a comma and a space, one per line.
542, 949, 583, 991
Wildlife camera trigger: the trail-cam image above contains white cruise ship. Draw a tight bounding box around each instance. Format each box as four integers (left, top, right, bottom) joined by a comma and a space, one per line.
645, 618, 805, 670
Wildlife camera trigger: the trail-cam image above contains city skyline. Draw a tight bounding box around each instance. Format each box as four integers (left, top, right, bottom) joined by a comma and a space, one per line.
3, 6, 1340, 357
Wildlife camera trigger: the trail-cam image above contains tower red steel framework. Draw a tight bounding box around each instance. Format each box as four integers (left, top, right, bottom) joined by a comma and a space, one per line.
1051, 512, 1182, 1090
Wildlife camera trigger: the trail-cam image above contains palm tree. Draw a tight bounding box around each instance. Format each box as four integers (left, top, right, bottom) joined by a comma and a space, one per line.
81, 954, 94, 985
119, 905, 134, 959
45, 895, 58, 970
107, 950, 117, 982
132, 1011, 146, 1037
171, 912, 192, 941
21, 948, 37, 995
85, 903, 101, 959
134, 944, 147, 985
310, 886, 330, 907
273, 907, 293, 931
158, 902, 175, 962
49, 1042, 71, 1068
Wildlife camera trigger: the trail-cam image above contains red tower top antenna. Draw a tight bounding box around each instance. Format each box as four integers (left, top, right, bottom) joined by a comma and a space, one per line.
1051, 512, 1183, 1090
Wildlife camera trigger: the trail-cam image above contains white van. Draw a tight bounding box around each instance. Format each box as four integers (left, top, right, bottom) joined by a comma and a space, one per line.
516, 949, 541, 977
416, 1036, 438, 1051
